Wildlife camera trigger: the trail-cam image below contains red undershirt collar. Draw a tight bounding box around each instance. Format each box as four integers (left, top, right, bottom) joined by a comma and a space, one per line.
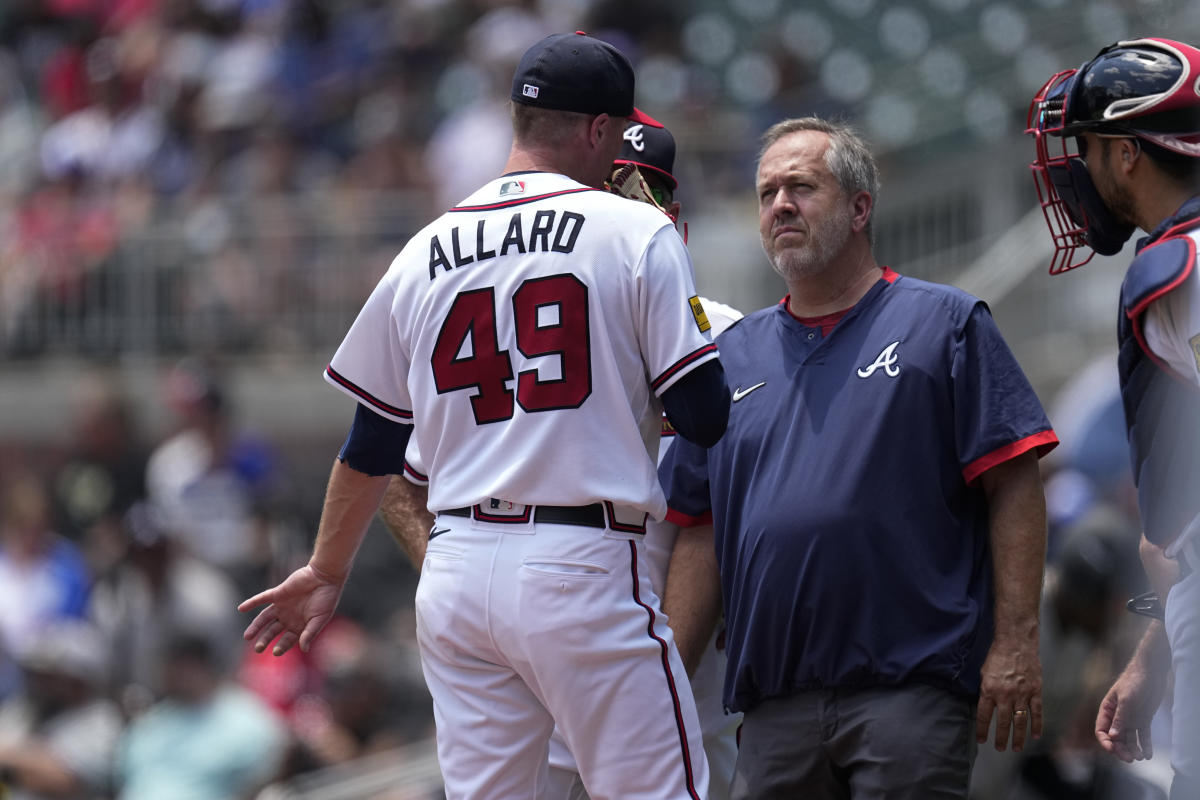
780, 267, 898, 335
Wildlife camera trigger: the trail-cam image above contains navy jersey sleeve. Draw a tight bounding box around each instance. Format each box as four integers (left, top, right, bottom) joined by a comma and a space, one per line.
661, 360, 731, 447
953, 302, 1058, 485
658, 433, 713, 526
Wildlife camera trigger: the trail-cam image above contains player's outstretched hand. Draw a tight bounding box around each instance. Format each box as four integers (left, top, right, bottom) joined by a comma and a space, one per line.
1095, 664, 1163, 762
976, 636, 1043, 752
238, 564, 345, 657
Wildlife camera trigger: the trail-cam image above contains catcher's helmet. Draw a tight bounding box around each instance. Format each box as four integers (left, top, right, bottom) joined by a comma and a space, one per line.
1026, 38, 1200, 273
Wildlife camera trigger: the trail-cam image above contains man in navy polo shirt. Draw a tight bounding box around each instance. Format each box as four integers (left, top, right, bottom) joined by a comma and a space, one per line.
660, 117, 1058, 799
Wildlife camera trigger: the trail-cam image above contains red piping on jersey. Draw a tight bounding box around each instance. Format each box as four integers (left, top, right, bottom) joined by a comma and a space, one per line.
652, 343, 719, 392
626, 540, 702, 800
325, 365, 413, 420
665, 508, 713, 528
1127, 234, 1196, 383
402, 460, 427, 483
961, 430, 1059, 486
449, 187, 599, 212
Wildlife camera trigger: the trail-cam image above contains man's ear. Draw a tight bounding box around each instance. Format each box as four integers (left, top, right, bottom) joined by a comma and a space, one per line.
589, 113, 612, 149
1119, 137, 1142, 174
850, 190, 873, 234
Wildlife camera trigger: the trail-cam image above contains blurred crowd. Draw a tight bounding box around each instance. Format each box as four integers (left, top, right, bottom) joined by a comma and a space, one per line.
0, 0, 418, 356
0, 358, 435, 800
0, 0, 776, 359
0, 1, 1189, 798
0, 0, 541, 357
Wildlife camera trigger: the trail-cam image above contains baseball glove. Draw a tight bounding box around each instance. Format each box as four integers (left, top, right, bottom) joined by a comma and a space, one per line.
607, 163, 670, 217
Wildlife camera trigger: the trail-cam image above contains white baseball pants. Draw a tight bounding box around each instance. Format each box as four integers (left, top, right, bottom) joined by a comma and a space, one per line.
415, 511, 709, 800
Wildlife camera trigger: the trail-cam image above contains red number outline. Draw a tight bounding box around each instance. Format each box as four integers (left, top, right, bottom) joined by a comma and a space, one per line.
430, 275, 592, 424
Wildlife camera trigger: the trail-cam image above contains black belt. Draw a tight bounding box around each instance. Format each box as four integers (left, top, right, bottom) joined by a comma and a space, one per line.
442, 503, 606, 528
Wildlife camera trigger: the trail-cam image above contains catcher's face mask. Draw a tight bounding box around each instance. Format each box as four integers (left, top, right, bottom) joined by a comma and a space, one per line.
1026, 70, 1136, 274
1026, 38, 1200, 274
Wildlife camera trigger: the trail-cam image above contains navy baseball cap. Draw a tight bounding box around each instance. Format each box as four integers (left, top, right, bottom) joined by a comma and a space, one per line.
512, 32, 662, 127
615, 121, 677, 189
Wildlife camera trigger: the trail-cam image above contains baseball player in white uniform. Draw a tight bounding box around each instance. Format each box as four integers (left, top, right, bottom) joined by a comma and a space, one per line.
240, 33, 729, 800
543, 122, 745, 800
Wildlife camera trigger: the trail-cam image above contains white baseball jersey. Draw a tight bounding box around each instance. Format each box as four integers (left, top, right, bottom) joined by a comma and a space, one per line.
399, 295, 741, 799
541, 298, 744, 800
325, 172, 717, 520
1143, 238, 1200, 562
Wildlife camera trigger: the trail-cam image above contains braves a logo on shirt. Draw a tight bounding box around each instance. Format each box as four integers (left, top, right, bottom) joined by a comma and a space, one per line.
857, 341, 901, 378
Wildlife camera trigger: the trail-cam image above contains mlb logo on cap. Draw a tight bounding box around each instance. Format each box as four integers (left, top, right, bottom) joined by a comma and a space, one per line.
522, 84, 539, 99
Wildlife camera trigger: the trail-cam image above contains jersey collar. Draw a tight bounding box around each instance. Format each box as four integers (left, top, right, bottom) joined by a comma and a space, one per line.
777, 267, 900, 335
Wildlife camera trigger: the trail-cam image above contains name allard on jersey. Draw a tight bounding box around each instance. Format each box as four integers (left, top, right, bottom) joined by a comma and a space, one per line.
429, 210, 585, 280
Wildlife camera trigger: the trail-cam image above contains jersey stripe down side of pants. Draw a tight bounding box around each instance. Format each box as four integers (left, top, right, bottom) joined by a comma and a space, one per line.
414, 514, 709, 800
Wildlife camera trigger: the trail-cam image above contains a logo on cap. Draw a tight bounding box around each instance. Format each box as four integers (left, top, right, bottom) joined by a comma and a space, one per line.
522, 84, 540, 99
623, 124, 646, 152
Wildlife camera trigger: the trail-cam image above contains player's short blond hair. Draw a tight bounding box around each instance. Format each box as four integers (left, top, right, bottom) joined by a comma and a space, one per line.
759, 117, 880, 243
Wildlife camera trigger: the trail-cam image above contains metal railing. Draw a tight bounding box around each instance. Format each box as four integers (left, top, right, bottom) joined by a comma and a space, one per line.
256, 738, 443, 800
0, 156, 1057, 367
0, 191, 431, 359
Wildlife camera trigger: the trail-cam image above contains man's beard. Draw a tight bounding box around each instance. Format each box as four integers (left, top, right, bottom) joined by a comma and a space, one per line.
765, 204, 853, 282
1094, 169, 1138, 230
1091, 141, 1139, 229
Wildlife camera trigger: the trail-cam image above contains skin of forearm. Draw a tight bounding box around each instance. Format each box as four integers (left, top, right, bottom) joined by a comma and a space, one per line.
378, 477, 434, 568
1130, 620, 1172, 679
662, 523, 722, 676
982, 451, 1047, 643
309, 458, 393, 582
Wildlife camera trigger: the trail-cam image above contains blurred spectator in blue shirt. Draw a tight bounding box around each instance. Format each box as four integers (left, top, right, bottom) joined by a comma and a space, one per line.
0, 471, 90, 668
116, 632, 288, 800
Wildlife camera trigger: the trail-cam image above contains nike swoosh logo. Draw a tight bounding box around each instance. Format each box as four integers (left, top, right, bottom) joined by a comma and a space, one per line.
429, 527, 451, 540
732, 381, 766, 402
